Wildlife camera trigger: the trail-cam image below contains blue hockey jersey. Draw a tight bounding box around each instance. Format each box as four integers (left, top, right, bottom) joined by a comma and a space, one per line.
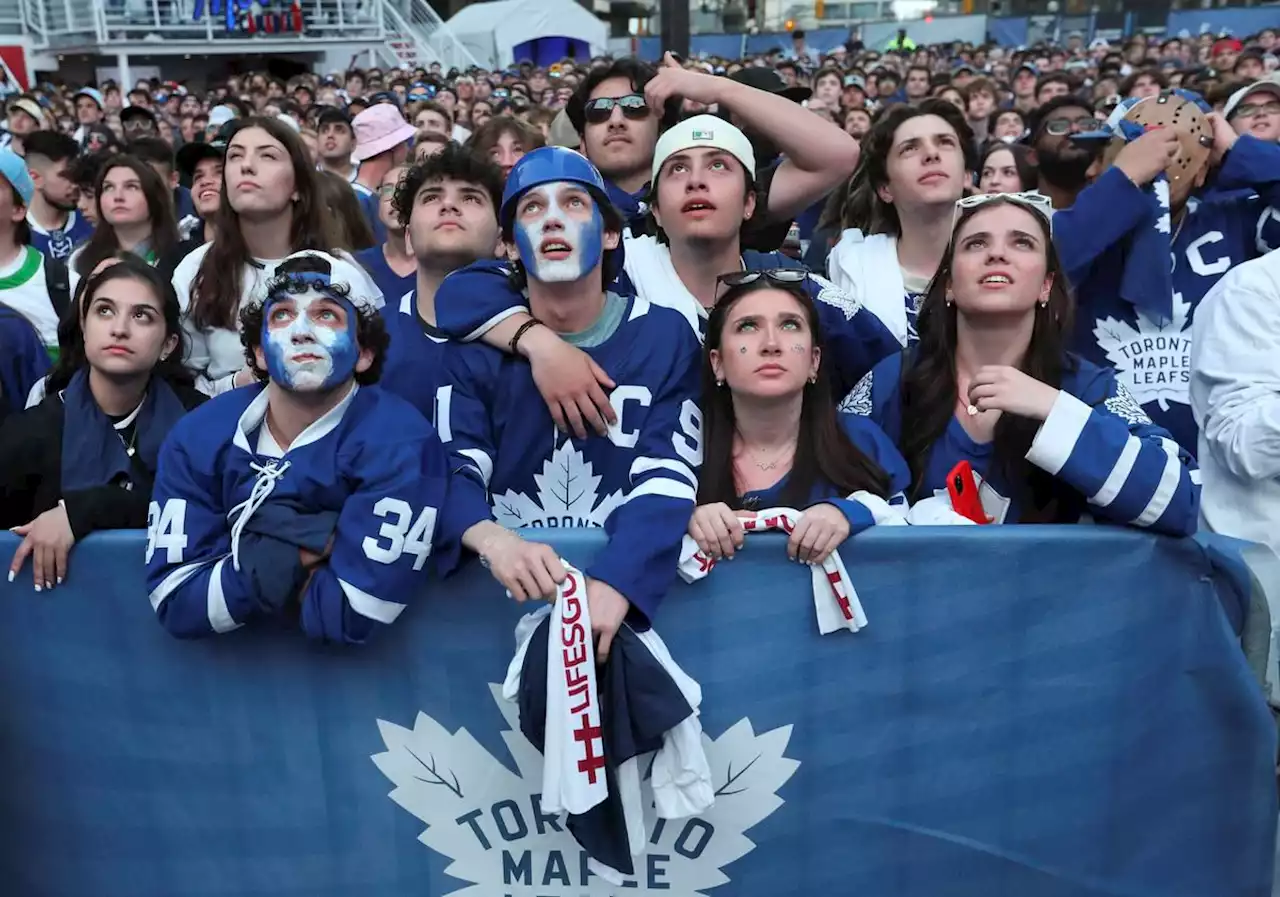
842, 353, 1200, 535
377, 289, 454, 427
439, 263, 702, 624
145, 382, 491, 644
27, 210, 93, 262
1053, 135, 1280, 452
739, 412, 911, 530
354, 245, 414, 309
434, 237, 899, 401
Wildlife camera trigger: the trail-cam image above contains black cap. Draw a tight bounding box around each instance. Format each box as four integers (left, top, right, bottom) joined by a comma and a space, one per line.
726, 66, 811, 103
176, 139, 222, 180
120, 105, 157, 124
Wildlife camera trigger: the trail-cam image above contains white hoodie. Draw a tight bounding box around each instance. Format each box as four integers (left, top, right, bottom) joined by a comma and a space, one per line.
825, 228, 910, 347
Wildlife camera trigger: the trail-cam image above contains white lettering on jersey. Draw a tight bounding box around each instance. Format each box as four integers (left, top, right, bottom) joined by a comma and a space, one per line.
1185, 230, 1230, 277
146, 499, 189, 564
606, 385, 652, 449
1093, 293, 1192, 411
362, 498, 437, 571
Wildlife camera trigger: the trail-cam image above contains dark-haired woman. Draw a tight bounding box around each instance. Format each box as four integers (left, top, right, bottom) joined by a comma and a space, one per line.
978, 141, 1037, 194
68, 155, 180, 297
690, 271, 910, 565
841, 194, 1199, 533
1, 255, 205, 590
172, 117, 380, 396
827, 99, 976, 349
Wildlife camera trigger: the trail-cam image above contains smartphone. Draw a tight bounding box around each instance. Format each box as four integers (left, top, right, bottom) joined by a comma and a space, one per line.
946, 460, 992, 525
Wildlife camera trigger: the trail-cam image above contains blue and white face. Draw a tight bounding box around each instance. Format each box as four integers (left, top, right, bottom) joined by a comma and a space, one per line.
259, 287, 360, 393
511, 181, 605, 283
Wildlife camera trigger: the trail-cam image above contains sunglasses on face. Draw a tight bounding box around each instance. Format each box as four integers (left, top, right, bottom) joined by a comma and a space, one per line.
1042, 114, 1097, 136
583, 94, 649, 124
717, 268, 810, 289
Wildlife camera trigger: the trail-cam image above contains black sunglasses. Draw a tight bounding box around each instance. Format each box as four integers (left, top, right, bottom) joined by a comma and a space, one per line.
583, 94, 649, 124
717, 268, 810, 289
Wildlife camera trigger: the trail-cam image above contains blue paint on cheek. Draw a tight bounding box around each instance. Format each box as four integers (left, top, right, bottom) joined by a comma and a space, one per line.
261, 315, 294, 386
322, 322, 359, 389
578, 205, 604, 275
514, 221, 538, 271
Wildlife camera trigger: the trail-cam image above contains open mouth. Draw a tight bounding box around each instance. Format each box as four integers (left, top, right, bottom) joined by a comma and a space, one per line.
540, 238, 573, 258
979, 273, 1012, 285
682, 200, 716, 215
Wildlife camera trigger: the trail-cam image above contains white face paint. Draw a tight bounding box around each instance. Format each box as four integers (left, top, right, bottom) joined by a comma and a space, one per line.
261, 286, 359, 393
513, 181, 604, 284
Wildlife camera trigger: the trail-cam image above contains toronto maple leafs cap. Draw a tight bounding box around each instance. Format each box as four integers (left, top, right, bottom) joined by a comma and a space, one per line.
652, 114, 756, 187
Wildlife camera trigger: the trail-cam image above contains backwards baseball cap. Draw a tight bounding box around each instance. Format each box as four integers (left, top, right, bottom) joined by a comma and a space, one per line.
8, 98, 44, 127
1223, 73, 1280, 120
250, 250, 385, 314
651, 114, 757, 186
0, 148, 34, 205
727, 66, 811, 103
74, 87, 105, 109
843, 74, 867, 90
208, 104, 239, 128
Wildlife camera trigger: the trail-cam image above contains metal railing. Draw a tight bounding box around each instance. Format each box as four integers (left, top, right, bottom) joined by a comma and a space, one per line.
380, 0, 478, 71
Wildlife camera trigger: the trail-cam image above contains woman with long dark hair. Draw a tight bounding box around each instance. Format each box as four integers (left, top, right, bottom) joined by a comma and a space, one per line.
1, 255, 204, 589
172, 116, 379, 395
68, 155, 179, 296
690, 270, 910, 565
840, 193, 1200, 533
978, 141, 1037, 194
825, 99, 976, 349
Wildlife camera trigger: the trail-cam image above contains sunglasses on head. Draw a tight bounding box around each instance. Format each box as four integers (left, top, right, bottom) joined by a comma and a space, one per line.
583, 94, 649, 124
716, 268, 811, 289
953, 190, 1055, 233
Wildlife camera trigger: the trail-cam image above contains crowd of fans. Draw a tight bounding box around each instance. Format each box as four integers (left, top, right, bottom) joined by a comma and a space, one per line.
0, 24, 1276, 652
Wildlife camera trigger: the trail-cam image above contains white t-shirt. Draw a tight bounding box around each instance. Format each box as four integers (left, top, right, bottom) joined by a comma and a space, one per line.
0, 245, 58, 344
173, 242, 384, 396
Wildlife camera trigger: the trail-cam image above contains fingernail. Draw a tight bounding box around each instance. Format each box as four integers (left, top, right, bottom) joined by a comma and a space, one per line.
45, 582, 52, 591
6, 571, 13, 583
57, 577, 63, 585
33, 584, 41, 593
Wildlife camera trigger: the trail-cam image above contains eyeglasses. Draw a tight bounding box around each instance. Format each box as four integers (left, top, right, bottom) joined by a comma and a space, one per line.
953, 191, 1055, 232
583, 94, 649, 124
716, 268, 811, 289
1234, 100, 1280, 119
1042, 114, 1097, 136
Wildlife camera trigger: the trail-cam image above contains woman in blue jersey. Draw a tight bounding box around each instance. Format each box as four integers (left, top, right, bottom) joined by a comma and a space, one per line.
690, 271, 911, 566
841, 193, 1200, 534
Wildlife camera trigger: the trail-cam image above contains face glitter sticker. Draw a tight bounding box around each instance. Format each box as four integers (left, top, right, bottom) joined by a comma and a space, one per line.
261, 287, 359, 393
512, 181, 604, 283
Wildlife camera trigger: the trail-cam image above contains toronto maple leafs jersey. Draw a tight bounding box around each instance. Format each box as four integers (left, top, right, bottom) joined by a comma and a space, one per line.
434, 244, 899, 401
145, 383, 491, 644
378, 289, 454, 427
1054, 136, 1280, 451
440, 265, 703, 625
841, 352, 1201, 535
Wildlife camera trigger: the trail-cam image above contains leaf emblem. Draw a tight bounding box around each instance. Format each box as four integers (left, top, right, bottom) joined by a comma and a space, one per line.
491, 441, 626, 530
1092, 291, 1192, 412
372, 685, 799, 895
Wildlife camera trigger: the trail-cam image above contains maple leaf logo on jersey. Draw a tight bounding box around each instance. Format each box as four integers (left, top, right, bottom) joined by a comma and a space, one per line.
809, 273, 864, 321
491, 441, 625, 529
1093, 292, 1192, 411
373, 685, 799, 896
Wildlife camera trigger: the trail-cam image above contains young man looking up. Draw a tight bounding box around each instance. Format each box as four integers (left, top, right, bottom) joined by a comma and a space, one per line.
23, 131, 93, 262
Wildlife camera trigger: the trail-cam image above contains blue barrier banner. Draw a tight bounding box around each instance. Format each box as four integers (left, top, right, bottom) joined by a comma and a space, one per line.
0, 528, 1274, 897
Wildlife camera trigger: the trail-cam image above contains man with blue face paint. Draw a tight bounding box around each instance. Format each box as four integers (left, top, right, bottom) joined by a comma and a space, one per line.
146, 250, 570, 644
440, 147, 704, 661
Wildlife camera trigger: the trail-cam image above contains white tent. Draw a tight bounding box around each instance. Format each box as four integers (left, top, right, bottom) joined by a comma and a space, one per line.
442, 0, 608, 70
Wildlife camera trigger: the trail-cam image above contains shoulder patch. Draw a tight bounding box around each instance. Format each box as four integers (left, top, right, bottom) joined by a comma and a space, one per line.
809, 272, 864, 321
838, 371, 874, 416
1103, 382, 1153, 426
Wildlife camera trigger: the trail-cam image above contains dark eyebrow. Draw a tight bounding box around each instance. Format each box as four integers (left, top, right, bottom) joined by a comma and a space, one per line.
1010, 228, 1041, 243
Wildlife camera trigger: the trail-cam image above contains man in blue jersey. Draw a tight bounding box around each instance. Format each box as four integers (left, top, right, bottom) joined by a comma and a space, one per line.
146, 250, 565, 644
440, 147, 702, 660
432, 116, 899, 437
378, 145, 505, 424
23, 131, 93, 262
1052, 91, 1280, 452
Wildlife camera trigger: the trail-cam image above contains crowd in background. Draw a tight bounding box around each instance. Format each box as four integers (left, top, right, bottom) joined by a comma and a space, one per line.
0, 21, 1276, 646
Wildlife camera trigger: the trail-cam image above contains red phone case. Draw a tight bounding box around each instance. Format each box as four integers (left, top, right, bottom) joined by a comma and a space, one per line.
946, 460, 993, 525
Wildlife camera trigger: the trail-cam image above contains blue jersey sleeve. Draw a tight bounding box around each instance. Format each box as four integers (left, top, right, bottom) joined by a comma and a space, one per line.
298, 413, 487, 644
1216, 135, 1280, 209
823, 413, 910, 533
438, 340, 502, 514
808, 274, 901, 398
435, 260, 529, 342
146, 423, 310, 639
1025, 369, 1200, 536
1051, 167, 1152, 295
588, 328, 703, 627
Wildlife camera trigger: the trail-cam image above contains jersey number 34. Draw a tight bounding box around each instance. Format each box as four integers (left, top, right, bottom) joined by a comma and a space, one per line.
362, 497, 437, 572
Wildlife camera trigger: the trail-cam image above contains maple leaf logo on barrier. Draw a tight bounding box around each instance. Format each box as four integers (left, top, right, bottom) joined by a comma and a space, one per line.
1093, 292, 1192, 411
491, 441, 625, 530
372, 685, 799, 896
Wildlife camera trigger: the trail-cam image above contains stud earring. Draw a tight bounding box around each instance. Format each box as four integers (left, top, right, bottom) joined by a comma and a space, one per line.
716, 378, 725, 388
808, 374, 817, 384
945, 293, 954, 306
